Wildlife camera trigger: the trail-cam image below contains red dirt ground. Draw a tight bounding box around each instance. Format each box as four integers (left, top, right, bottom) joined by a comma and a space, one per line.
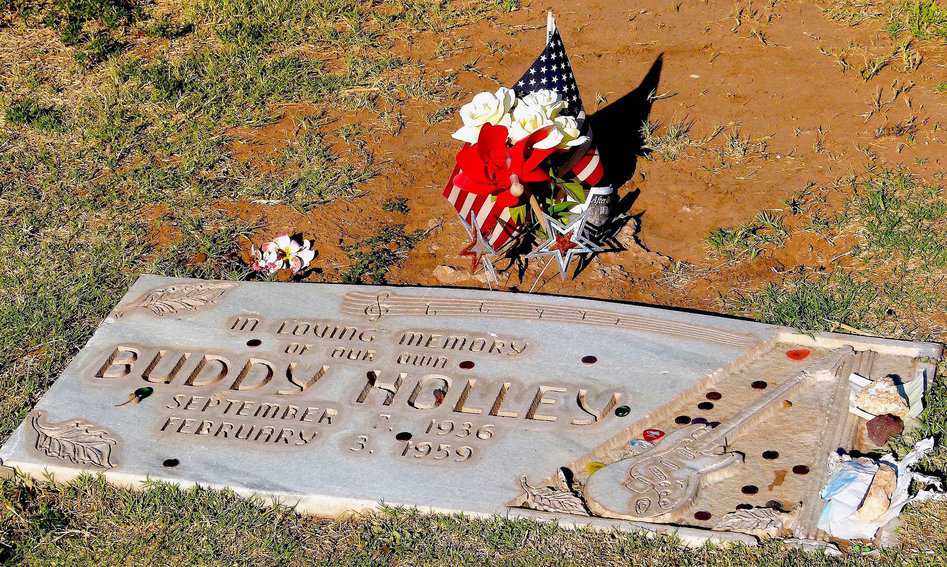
220, 0, 946, 313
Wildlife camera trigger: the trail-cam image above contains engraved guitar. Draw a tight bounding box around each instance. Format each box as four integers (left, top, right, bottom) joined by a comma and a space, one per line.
584, 348, 852, 519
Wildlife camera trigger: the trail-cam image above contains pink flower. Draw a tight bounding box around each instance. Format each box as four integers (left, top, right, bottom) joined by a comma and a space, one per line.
251, 235, 315, 275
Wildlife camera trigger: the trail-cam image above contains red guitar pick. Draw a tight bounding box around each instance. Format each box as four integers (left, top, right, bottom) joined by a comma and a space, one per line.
642, 429, 665, 443
786, 348, 811, 361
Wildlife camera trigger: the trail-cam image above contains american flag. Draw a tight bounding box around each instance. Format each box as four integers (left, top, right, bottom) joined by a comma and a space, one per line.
442, 12, 603, 250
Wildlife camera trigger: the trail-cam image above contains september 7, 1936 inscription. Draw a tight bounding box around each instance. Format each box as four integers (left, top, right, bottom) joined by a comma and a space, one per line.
1, 275, 940, 544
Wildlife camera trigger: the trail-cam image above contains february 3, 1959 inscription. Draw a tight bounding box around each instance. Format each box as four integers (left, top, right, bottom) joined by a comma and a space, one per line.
0, 275, 941, 545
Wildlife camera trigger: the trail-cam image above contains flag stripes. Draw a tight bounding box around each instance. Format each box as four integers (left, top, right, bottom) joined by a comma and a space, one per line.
441, 163, 516, 248
571, 145, 604, 186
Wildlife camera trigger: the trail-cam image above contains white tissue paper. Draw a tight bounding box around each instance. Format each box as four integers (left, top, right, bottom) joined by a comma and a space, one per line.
817, 438, 943, 540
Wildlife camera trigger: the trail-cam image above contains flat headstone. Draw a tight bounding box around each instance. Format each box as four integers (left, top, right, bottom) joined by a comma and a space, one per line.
1, 276, 941, 543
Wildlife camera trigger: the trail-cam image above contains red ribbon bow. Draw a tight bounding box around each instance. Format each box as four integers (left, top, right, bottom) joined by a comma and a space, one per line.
454, 123, 558, 209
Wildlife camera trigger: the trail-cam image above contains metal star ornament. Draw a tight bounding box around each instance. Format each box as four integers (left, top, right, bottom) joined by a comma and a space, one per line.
458, 213, 499, 285
527, 209, 602, 279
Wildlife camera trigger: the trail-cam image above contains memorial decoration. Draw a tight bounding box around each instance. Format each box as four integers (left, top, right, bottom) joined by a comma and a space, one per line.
441, 12, 609, 281
250, 234, 316, 277
817, 438, 943, 540
526, 210, 602, 279
1, 275, 942, 548
458, 213, 499, 285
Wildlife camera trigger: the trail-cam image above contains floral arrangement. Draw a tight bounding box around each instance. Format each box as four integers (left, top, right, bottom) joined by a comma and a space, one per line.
450, 87, 590, 219
250, 235, 315, 277
440, 12, 609, 282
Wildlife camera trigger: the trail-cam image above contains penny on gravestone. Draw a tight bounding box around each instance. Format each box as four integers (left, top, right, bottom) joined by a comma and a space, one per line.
0, 276, 940, 546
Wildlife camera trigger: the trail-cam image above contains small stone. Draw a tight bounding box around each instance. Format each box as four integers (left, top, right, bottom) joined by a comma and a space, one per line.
854, 376, 910, 417
855, 463, 897, 522
433, 265, 466, 284
865, 413, 904, 445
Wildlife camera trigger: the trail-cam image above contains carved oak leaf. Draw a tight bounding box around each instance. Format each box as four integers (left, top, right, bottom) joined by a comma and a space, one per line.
113, 282, 235, 318
519, 474, 589, 516
713, 507, 785, 533
31, 411, 117, 469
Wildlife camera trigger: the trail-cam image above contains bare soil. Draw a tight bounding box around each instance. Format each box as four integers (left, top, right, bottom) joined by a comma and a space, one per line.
221, 0, 945, 313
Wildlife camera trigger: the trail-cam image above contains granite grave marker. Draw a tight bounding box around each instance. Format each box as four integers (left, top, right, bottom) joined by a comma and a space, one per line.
0, 275, 940, 545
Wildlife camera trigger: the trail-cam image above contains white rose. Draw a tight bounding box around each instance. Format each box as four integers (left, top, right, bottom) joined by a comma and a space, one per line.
520, 89, 566, 118
508, 102, 555, 143
533, 115, 589, 150
452, 87, 516, 143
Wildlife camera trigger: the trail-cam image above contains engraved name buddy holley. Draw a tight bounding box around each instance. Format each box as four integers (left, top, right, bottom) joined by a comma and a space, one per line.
92, 341, 624, 451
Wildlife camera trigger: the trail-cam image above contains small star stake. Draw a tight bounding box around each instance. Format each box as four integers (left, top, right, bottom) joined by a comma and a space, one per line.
458, 213, 499, 285
527, 209, 602, 280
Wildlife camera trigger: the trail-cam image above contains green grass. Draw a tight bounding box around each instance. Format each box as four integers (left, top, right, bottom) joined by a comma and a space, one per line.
10, 0, 144, 67
727, 168, 945, 340
706, 210, 789, 262
249, 118, 377, 208
4, 474, 939, 565
826, 0, 947, 40
891, 0, 947, 39
150, 212, 255, 281
382, 197, 410, 214
342, 224, 427, 284
142, 13, 193, 39
640, 119, 695, 160
729, 271, 886, 333
842, 168, 947, 268
4, 97, 67, 131
73, 31, 126, 68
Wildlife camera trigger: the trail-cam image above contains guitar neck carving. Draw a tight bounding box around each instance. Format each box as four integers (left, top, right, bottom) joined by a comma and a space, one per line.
584, 347, 853, 520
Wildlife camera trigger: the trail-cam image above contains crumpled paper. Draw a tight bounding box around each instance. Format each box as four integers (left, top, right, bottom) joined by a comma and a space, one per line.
817, 438, 943, 540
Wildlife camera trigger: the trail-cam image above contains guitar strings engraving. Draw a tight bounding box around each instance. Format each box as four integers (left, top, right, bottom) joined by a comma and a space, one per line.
583, 348, 854, 519
342, 291, 756, 347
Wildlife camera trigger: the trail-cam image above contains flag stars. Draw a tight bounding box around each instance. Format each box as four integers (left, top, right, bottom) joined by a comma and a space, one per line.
511, 29, 584, 117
